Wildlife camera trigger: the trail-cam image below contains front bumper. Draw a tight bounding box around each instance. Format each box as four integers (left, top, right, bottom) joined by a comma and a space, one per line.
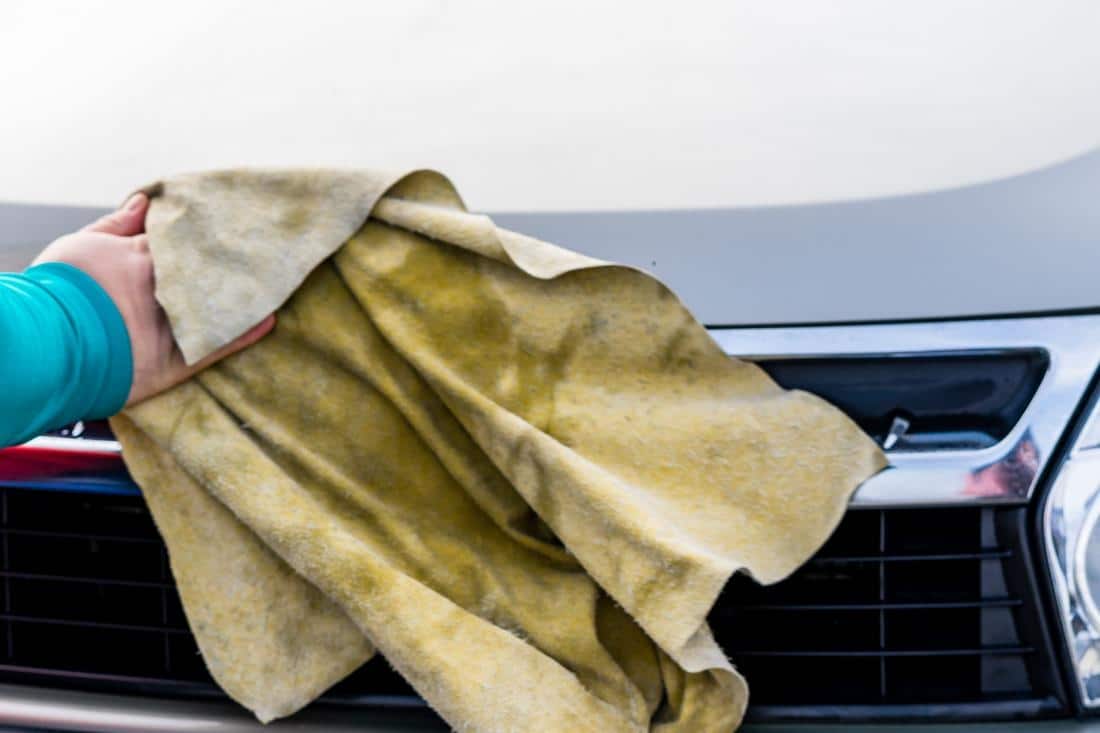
0, 683, 443, 732
0, 681, 1095, 733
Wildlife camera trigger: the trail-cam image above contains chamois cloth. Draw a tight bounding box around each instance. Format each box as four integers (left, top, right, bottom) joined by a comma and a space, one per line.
109, 169, 887, 732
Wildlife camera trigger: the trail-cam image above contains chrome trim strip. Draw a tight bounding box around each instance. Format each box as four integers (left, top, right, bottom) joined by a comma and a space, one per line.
711, 315, 1100, 506
0, 682, 442, 732
21, 315, 1098, 508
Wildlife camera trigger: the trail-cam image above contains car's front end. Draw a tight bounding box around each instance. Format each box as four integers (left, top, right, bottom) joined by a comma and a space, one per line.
1, 148, 1099, 731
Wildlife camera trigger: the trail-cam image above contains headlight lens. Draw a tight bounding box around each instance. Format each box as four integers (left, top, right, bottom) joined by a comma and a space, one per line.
1044, 400, 1100, 706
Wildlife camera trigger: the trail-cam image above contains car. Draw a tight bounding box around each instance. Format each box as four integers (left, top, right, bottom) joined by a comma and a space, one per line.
5, 2, 1100, 729
2, 148, 1100, 731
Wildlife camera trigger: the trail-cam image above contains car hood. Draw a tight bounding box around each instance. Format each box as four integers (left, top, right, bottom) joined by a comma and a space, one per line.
497, 148, 1100, 326
2, 149, 1098, 327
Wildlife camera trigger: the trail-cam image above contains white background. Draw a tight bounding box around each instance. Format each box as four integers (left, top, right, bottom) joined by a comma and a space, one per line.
1, 0, 1098, 211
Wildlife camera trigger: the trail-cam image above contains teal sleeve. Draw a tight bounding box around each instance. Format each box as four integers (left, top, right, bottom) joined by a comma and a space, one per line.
0, 263, 133, 448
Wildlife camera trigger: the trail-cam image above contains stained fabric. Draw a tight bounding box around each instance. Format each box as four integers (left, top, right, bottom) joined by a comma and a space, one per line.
109, 169, 886, 731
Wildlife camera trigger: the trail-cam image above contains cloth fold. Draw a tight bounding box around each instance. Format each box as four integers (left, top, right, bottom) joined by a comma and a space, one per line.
111, 169, 886, 732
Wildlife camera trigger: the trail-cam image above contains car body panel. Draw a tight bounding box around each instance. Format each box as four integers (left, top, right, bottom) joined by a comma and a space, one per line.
495, 148, 1100, 326
3, 148, 1100, 328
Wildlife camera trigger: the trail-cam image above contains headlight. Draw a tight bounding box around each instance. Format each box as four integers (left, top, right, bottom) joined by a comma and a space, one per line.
1043, 394, 1100, 706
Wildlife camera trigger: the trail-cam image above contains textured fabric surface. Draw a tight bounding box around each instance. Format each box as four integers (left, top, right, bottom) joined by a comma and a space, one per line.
110, 169, 887, 731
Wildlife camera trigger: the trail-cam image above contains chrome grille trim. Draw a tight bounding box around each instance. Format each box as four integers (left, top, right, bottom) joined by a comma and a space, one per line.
711, 314, 1100, 506
25, 314, 1100, 507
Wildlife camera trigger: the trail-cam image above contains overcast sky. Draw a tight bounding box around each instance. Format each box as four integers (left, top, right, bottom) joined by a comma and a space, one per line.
1, 0, 1098, 211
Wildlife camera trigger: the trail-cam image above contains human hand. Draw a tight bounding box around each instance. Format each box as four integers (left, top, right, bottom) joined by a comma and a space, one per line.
32, 193, 275, 407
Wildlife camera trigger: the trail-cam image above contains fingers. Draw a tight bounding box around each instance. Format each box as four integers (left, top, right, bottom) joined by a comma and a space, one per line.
182, 314, 277, 378
83, 193, 149, 236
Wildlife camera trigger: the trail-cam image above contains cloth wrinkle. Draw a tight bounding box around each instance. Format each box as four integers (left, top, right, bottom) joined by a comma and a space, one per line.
112, 168, 887, 732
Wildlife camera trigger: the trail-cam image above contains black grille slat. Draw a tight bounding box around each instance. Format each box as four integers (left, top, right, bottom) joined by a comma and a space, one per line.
723, 597, 1023, 611
811, 550, 1013, 563
733, 645, 1036, 657
0, 486, 1064, 722
0, 571, 174, 589
0, 615, 190, 634
2, 529, 162, 545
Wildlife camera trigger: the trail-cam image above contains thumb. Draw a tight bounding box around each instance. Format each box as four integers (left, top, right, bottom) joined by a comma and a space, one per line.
84, 193, 149, 236
181, 314, 277, 378
125, 314, 277, 407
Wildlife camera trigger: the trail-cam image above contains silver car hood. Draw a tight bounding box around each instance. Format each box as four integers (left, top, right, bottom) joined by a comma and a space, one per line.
3, 149, 1098, 327
497, 148, 1100, 326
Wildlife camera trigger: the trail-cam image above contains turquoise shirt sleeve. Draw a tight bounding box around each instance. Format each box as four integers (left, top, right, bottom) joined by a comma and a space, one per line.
0, 263, 133, 448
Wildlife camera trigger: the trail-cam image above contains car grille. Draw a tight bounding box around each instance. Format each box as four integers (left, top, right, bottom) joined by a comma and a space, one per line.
0, 486, 1066, 720
717, 505, 1065, 721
